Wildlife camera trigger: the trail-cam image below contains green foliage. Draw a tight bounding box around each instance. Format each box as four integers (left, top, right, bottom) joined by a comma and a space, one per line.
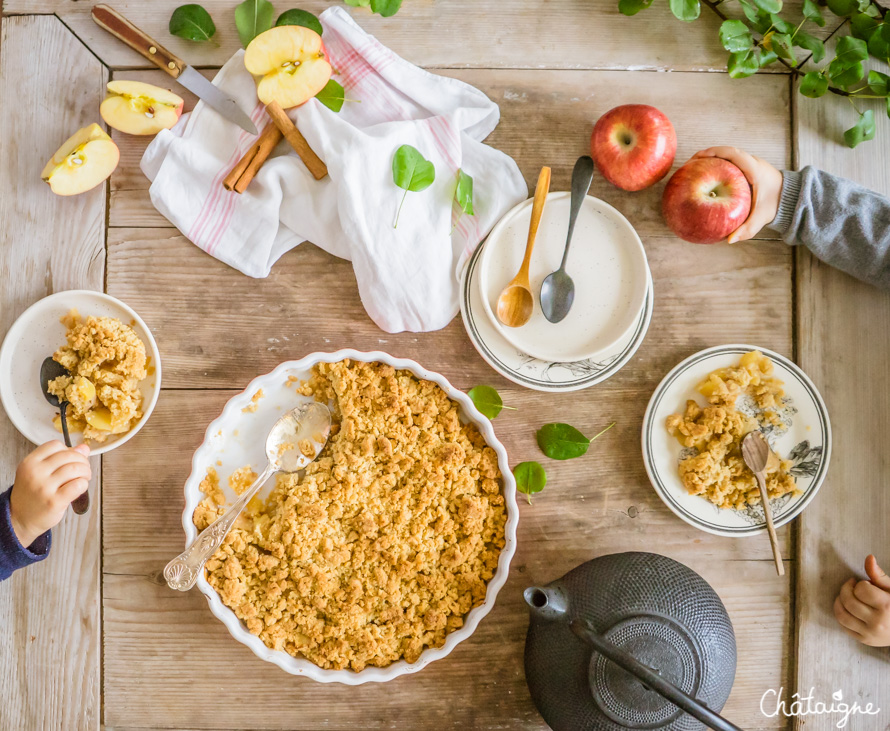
345, 0, 403, 16
617, 0, 890, 148
391, 144, 436, 228
536, 423, 591, 460
455, 170, 475, 216
315, 79, 346, 112
513, 461, 547, 504
275, 9, 323, 34
169, 4, 217, 42
235, 0, 275, 47
467, 385, 508, 419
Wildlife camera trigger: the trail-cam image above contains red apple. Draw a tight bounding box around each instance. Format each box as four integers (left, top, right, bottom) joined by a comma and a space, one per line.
661, 158, 752, 244
590, 104, 677, 191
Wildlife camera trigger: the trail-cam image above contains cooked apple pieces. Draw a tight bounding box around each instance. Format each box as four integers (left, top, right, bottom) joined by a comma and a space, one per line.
244, 25, 332, 108
48, 310, 148, 443
41, 124, 120, 196
665, 351, 799, 510
100, 80, 184, 136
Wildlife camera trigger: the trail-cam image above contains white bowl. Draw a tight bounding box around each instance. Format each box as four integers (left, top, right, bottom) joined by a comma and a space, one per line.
642, 344, 831, 537
180, 349, 519, 684
0, 290, 162, 455
479, 192, 649, 363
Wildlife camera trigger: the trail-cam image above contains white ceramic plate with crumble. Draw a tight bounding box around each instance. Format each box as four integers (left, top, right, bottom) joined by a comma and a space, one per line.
642, 345, 831, 537
0, 290, 162, 455
179, 350, 519, 685
460, 241, 653, 392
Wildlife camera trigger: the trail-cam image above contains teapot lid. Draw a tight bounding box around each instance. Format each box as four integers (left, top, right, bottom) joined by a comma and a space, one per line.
524, 552, 736, 731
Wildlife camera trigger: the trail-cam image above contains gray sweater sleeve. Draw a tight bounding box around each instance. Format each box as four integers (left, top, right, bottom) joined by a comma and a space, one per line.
767, 166, 890, 290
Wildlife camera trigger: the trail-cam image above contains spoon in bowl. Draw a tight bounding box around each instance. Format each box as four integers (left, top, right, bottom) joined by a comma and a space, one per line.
741, 430, 784, 576
163, 401, 332, 592
496, 166, 551, 328
40, 357, 89, 515
540, 156, 595, 323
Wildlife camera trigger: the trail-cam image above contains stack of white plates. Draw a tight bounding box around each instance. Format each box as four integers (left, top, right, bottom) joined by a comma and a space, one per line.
460, 193, 653, 393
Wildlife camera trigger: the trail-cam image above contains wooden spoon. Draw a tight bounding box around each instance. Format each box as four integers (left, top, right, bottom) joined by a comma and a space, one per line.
741, 431, 784, 576
496, 166, 551, 328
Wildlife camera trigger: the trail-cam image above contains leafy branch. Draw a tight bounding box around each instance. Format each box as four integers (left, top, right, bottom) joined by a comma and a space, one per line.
620, 0, 890, 147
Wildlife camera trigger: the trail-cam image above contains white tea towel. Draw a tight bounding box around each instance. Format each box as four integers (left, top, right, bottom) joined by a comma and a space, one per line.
141, 6, 528, 333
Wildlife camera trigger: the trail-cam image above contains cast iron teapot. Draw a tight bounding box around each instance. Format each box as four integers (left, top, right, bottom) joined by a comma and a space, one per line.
524, 552, 742, 731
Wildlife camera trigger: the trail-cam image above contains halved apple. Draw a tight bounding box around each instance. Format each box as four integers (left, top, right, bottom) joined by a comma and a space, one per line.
100, 80, 184, 136
41, 123, 120, 196
244, 26, 332, 108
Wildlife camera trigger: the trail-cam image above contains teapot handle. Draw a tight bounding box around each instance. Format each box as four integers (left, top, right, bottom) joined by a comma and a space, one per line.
570, 620, 743, 731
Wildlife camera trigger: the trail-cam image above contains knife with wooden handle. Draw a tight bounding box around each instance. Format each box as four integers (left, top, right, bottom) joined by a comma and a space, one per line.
91, 4, 258, 135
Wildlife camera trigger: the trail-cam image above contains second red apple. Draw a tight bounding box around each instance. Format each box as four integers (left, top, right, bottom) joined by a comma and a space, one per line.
591, 104, 677, 191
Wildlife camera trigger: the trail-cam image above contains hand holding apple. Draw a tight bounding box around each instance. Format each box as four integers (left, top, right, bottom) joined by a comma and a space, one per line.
591, 104, 676, 191
661, 157, 752, 244
693, 147, 784, 243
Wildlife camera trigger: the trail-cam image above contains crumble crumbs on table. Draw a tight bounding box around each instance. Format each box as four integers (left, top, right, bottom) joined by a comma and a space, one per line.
194, 359, 507, 672
666, 350, 799, 510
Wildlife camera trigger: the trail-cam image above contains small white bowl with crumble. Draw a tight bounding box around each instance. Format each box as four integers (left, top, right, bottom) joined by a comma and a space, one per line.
180, 350, 519, 684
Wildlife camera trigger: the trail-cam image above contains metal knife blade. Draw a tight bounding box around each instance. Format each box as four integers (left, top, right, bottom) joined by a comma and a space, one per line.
177, 66, 257, 135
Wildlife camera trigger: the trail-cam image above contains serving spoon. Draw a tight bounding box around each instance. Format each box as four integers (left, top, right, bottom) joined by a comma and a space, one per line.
163, 401, 332, 592
540, 156, 595, 323
741, 431, 784, 576
40, 357, 89, 515
496, 166, 551, 328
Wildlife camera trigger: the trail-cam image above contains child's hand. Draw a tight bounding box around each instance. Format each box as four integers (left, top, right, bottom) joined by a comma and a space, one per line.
692, 146, 784, 243
9, 441, 91, 548
834, 555, 890, 647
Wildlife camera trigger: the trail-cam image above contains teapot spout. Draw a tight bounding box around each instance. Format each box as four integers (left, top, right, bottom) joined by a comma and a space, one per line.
524, 584, 569, 621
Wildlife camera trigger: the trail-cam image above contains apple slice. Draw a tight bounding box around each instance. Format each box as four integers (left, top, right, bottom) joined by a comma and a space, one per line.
100, 80, 184, 136
41, 123, 120, 196
244, 26, 332, 108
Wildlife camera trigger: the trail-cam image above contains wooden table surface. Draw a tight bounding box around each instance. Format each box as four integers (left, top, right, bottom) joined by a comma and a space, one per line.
0, 2, 887, 730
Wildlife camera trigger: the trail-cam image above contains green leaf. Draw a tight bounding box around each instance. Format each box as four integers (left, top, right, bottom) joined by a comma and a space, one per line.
728, 50, 760, 77
467, 385, 506, 419
315, 79, 346, 112
850, 12, 879, 40
856, 0, 873, 11
234, 0, 274, 48
169, 4, 217, 42
669, 0, 701, 21
844, 109, 876, 147
619, 0, 655, 15
275, 9, 323, 35
750, 0, 782, 14
794, 31, 825, 63
887, 97, 890, 120
455, 170, 475, 216
826, 0, 859, 15
719, 20, 754, 52
868, 69, 890, 95
799, 70, 829, 96
739, 0, 772, 32
758, 47, 779, 66
768, 13, 795, 33
863, 2, 882, 14
344, 0, 371, 5
392, 144, 435, 228
868, 26, 890, 59
513, 461, 547, 504
771, 32, 797, 63
802, 0, 826, 26
370, 0, 403, 16
536, 423, 590, 460
828, 35, 868, 87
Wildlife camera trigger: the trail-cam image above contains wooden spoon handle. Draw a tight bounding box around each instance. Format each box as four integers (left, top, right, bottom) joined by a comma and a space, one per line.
755, 472, 784, 576
518, 166, 551, 281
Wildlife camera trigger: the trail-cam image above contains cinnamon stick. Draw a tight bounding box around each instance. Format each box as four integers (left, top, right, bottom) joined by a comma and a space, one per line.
266, 101, 328, 180
223, 123, 282, 192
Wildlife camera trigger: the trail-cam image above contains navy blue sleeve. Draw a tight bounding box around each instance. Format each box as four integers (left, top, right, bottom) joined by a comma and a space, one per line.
0, 486, 51, 581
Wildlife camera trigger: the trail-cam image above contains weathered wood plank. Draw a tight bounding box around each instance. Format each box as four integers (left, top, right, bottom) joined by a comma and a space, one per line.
102, 389, 791, 730
795, 84, 890, 727
108, 68, 792, 232
0, 15, 107, 731
3, 0, 765, 72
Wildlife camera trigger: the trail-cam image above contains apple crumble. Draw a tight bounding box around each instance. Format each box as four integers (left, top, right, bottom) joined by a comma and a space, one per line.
665, 351, 799, 510
48, 310, 147, 443
193, 360, 507, 671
